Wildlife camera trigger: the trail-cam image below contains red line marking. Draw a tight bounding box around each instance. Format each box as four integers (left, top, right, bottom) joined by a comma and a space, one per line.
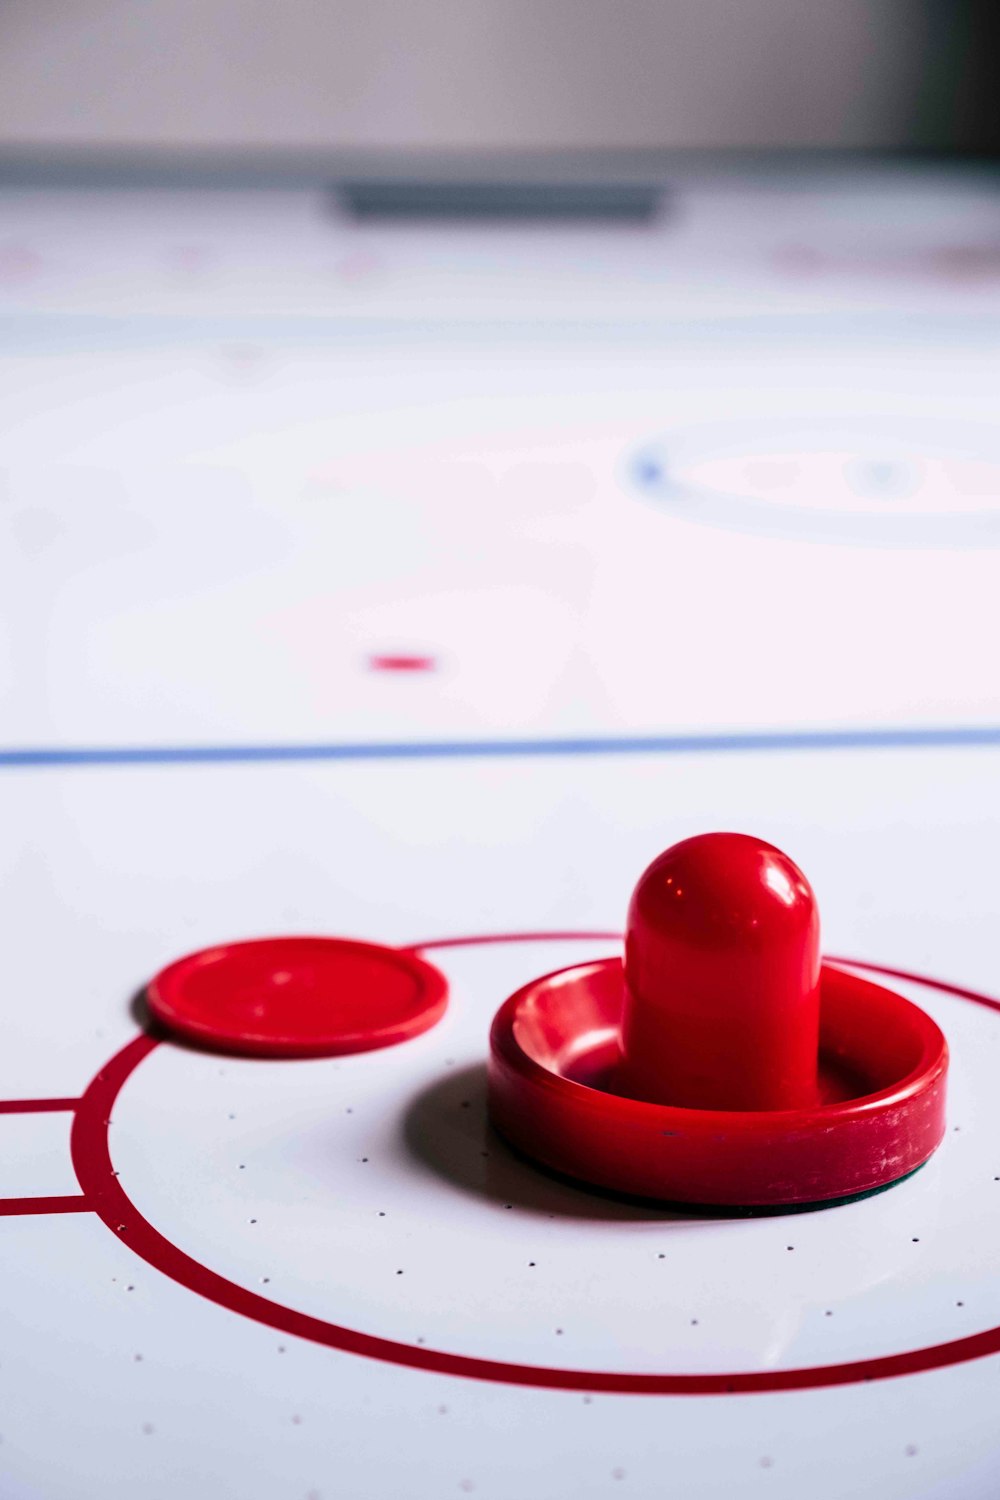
64, 936, 1000, 1395
0, 1097, 88, 1215
0, 1098, 80, 1114
827, 957, 1000, 1014
0, 1195, 90, 1216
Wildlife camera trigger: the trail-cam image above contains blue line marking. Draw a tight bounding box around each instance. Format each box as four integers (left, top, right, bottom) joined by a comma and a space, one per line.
1, 725, 999, 770
4, 311, 1000, 357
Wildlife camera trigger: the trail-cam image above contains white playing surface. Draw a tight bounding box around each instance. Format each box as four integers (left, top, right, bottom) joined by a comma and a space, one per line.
3, 163, 1000, 1499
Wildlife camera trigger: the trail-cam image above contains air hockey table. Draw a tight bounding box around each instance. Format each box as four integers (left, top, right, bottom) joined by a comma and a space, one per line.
2, 157, 1000, 1499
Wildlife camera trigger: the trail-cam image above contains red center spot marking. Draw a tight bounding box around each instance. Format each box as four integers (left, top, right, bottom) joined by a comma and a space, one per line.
146, 936, 448, 1058
368, 655, 437, 673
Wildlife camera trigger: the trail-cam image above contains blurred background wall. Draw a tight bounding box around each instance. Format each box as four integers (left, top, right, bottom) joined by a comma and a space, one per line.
0, 0, 995, 159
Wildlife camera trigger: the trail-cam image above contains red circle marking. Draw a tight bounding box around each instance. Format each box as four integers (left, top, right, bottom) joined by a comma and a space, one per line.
70, 935, 1000, 1395
146, 936, 448, 1057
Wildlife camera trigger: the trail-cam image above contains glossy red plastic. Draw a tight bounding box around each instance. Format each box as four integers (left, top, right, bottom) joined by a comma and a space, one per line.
488, 957, 948, 1206
620, 834, 821, 1109
147, 936, 448, 1057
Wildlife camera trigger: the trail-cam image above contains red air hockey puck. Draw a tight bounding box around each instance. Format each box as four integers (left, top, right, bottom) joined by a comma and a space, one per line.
148, 936, 448, 1058
488, 833, 948, 1208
